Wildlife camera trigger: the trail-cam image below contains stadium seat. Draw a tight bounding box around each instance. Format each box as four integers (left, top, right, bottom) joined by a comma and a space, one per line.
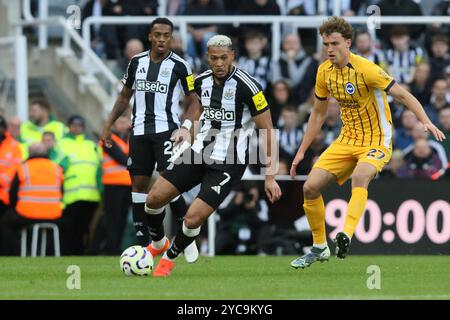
20, 223, 61, 257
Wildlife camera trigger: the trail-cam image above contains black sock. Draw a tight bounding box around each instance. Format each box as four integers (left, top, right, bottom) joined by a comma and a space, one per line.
146, 209, 166, 242
166, 227, 197, 260
132, 203, 150, 246
169, 196, 187, 226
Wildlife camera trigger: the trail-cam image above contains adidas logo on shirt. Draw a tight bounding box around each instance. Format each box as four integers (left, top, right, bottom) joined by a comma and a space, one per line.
137, 67, 146, 74
211, 185, 221, 194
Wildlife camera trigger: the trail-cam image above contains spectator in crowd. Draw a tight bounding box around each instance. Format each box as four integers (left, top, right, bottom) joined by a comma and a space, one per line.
409, 62, 432, 106
394, 109, 418, 150
183, 0, 225, 58
446, 65, 450, 89
237, 31, 271, 91
353, 29, 387, 70
286, 0, 364, 16
437, 107, 450, 161
385, 26, 425, 84
113, 38, 144, 79
0, 143, 63, 255
297, 89, 314, 125
19, 98, 67, 160
278, 106, 303, 163
215, 182, 265, 255
91, 115, 132, 255
271, 33, 318, 104
59, 115, 102, 255
376, 0, 424, 44
429, 34, 450, 84
41, 131, 68, 171
379, 149, 409, 178
239, 0, 281, 37
402, 122, 448, 170
267, 80, 291, 127
0, 116, 22, 219
426, 0, 450, 56
111, 0, 159, 48
6, 116, 21, 141
82, 0, 119, 59
170, 32, 201, 75
402, 138, 445, 180
322, 98, 342, 147
424, 78, 450, 124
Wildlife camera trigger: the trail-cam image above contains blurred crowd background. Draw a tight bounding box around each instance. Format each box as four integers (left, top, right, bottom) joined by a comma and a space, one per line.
0, 0, 449, 257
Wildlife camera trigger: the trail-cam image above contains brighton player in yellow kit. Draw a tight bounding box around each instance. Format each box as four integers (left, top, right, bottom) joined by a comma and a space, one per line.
290, 17, 446, 268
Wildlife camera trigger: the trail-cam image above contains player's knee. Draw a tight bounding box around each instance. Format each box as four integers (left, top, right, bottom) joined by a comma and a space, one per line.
183, 215, 203, 229
146, 191, 165, 209
351, 172, 372, 188
303, 182, 320, 199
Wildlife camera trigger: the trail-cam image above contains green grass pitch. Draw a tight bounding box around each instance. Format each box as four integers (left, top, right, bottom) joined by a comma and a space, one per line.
1, 256, 449, 299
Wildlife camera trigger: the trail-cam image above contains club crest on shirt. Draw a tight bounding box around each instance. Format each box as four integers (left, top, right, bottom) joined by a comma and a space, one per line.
345, 82, 356, 95
160, 68, 170, 78
224, 89, 235, 100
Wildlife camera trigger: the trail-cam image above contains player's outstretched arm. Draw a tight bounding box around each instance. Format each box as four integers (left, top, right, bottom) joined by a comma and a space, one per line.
171, 91, 203, 146
290, 98, 329, 179
253, 110, 282, 204
101, 86, 133, 148
388, 83, 446, 142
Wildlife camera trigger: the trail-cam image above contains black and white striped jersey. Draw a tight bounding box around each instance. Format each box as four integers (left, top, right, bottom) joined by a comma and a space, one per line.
191, 66, 270, 165
385, 46, 424, 84
122, 50, 195, 135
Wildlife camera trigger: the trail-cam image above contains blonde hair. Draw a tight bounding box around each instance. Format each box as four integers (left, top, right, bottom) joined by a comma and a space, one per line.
207, 35, 233, 50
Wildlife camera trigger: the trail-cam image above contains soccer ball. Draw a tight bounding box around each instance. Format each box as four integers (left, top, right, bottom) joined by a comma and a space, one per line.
120, 245, 154, 276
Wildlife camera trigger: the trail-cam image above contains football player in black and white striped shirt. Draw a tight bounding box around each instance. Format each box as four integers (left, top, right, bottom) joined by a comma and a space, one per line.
101, 18, 202, 263
145, 35, 282, 277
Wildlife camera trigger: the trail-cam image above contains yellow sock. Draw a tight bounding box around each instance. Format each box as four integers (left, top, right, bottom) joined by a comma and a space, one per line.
343, 187, 368, 237
303, 195, 326, 245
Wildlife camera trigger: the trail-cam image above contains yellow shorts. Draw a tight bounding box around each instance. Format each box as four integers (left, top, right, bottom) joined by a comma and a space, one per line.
313, 142, 392, 185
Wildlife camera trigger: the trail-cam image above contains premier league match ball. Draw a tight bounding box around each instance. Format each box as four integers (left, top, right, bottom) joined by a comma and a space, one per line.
120, 245, 154, 276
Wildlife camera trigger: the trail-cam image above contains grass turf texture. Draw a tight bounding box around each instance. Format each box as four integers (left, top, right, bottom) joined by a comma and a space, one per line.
0, 256, 449, 299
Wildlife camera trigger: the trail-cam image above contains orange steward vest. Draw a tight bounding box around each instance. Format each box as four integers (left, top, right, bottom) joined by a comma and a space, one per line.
16, 158, 63, 219
0, 132, 22, 205
101, 133, 131, 186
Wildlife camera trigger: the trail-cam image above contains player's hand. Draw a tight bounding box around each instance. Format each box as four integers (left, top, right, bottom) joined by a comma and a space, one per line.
101, 126, 113, 148
170, 127, 191, 147
264, 176, 282, 204
422, 121, 446, 142
290, 151, 304, 180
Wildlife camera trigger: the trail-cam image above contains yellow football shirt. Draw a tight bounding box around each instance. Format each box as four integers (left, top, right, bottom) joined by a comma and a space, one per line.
315, 52, 395, 149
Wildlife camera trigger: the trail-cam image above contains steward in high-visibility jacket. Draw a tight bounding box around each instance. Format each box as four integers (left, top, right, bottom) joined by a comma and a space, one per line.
59, 132, 102, 206
19, 99, 67, 160
91, 129, 132, 254
100, 132, 131, 186
9, 156, 64, 220
0, 116, 22, 211
59, 115, 101, 255
0, 143, 63, 255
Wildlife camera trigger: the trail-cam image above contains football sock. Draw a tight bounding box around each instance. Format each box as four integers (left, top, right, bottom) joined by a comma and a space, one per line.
169, 195, 187, 226
313, 243, 328, 249
165, 222, 201, 261
343, 187, 368, 238
132, 193, 150, 247
152, 236, 167, 249
144, 205, 166, 242
303, 195, 326, 245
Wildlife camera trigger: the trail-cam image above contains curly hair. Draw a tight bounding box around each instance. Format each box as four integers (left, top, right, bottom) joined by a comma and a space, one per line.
319, 16, 353, 40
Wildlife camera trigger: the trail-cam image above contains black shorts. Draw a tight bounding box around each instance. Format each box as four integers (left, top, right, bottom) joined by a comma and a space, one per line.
161, 150, 246, 210
127, 131, 174, 176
